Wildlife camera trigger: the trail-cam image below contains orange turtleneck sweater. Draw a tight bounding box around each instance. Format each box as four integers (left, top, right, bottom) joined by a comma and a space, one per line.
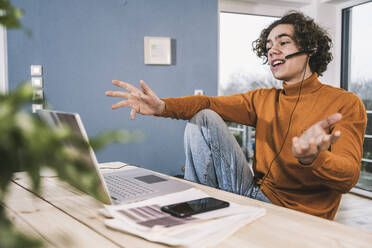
160, 73, 367, 219
159, 73, 367, 219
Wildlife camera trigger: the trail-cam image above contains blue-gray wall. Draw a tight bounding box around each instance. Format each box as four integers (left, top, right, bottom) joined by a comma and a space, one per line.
8, 0, 218, 176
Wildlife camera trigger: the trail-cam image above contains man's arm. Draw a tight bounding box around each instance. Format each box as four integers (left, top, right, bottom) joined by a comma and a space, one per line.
106, 79, 265, 126
159, 90, 269, 126
291, 95, 367, 192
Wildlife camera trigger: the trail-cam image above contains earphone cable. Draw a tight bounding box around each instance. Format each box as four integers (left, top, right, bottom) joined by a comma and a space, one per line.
259, 56, 310, 187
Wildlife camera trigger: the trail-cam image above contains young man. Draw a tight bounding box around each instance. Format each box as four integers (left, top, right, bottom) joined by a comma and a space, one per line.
106, 11, 366, 220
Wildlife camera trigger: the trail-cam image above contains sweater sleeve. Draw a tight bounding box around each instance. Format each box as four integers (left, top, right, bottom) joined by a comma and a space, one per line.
307, 94, 367, 193
157, 90, 266, 126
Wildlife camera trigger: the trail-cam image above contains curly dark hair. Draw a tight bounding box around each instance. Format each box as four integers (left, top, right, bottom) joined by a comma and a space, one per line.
252, 11, 333, 76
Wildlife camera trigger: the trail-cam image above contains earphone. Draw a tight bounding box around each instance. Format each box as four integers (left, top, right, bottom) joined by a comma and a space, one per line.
285, 49, 316, 60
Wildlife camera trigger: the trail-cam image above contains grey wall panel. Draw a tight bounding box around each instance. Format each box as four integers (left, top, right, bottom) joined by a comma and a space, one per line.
8, 0, 218, 176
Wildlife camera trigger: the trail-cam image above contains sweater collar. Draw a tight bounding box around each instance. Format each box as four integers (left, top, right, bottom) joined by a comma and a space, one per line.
282, 73, 322, 96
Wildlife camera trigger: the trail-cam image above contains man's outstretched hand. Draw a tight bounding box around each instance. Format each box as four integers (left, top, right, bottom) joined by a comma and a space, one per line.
106, 80, 165, 120
291, 113, 342, 165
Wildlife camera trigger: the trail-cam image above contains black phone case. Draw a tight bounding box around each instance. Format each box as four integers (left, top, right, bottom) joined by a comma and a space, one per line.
161, 197, 230, 218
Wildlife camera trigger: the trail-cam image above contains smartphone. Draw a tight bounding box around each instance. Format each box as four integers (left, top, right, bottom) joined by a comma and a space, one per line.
160, 197, 230, 218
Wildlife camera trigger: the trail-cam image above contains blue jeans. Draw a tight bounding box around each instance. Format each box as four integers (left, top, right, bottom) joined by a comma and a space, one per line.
184, 109, 271, 203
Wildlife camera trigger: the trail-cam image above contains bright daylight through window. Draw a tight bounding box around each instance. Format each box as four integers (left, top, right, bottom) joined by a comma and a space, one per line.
343, 1, 372, 192
219, 13, 278, 160
219, 13, 279, 96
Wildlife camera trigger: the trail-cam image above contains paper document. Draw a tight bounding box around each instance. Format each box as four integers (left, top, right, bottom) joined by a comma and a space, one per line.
103, 188, 265, 247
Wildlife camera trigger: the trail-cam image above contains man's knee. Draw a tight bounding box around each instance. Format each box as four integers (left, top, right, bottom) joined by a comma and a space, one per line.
189, 109, 221, 125
185, 109, 226, 142
185, 110, 216, 140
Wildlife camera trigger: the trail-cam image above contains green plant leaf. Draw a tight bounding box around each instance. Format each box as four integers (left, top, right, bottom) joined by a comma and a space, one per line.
0, 0, 24, 29
0, 81, 144, 247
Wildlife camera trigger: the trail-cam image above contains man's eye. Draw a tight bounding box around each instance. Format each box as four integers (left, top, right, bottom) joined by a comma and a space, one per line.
266, 47, 272, 51
280, 41, 290, 46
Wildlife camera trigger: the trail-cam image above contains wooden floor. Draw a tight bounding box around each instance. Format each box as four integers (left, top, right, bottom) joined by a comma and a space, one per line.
334, 193, 372, 233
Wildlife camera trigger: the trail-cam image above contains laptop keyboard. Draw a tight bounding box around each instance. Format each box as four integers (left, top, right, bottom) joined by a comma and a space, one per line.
103, 174, 156, 199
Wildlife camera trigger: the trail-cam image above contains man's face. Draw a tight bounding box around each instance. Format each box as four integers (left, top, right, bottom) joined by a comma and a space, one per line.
266, 24, 311, 84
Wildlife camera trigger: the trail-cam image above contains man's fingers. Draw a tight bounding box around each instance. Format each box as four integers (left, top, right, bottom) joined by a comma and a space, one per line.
318, 113, 342, 129
292, 137, 303, 155
105, 91, 130, 98
140, 80, 152, 94
317, 130, 341, 151
112, 80, 140, 93
293, 135, 320, 159
111, 100, 131, 110
305, 137, 317, 151
318, 135, 331, 151
308, 140, 318, 155
330, 130, 341, 144
130, 108, 137, 120
111, 100, 139, 120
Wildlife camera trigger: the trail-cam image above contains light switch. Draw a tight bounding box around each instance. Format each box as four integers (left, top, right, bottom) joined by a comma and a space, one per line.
30, 65, 42, 76
32, 104, 43, 113
33, 89, 44, 101
194, 89, 204, 96
31, 77, 43, 88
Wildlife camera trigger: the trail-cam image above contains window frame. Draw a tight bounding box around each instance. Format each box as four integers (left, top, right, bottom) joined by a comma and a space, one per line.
0, 24, 8, 94
341, 0, 372, 194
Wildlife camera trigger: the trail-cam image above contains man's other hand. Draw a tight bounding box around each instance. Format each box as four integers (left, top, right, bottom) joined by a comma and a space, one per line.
105, 80, 165, 120
291, 113, 342, 165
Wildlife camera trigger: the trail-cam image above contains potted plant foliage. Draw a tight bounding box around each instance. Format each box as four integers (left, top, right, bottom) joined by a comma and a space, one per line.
0, 1, 140, 247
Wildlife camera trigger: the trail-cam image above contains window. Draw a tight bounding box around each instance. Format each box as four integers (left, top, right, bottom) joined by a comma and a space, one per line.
342, 1, 372, 192
219, 12, 279, 96
219, 12, 279, 159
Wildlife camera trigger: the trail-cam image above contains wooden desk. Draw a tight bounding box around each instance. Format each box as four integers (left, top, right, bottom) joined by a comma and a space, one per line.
3, 164, 372, 248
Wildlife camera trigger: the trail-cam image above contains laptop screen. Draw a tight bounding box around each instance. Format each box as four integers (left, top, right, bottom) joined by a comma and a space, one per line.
37, 110, 112, 204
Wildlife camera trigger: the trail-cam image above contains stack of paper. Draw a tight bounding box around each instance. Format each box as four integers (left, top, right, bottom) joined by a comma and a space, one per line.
103, 188, 265, 247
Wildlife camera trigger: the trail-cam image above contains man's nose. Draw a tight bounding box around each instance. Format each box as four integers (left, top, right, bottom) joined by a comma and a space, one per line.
268, 45, 281, 57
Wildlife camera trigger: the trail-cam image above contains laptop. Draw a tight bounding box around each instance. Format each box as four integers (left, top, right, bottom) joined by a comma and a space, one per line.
37, 109, 192, 205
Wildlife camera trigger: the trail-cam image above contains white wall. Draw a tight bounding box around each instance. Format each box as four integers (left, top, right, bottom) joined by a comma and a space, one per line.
220, 0, 303, 17
0, 24, 8, 94
301, 0, 372, 87
219, 0, 371, 88
300, 1, 340, 87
